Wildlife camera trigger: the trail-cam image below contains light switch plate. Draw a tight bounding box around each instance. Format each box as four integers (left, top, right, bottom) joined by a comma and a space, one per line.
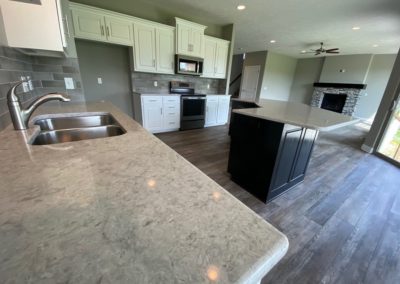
20, 76, 29, 92
64, 77, 75, 90
154, 81, 158, 87
97, 77, 103, 84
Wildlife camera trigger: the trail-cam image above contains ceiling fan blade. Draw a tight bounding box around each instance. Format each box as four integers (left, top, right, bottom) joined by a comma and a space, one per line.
326, 48, 339, 51
326, 51, 340, 54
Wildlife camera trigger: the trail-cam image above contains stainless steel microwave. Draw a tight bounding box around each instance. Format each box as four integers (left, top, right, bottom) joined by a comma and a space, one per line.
175, 55, 203, 76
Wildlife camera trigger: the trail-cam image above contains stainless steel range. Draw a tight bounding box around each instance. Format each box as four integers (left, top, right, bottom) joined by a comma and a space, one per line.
170, 81, 206, 131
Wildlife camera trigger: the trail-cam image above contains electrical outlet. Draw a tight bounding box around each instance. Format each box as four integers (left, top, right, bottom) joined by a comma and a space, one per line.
20, 76, 29, 92
97, 77, 103, 84
154, 81, 158, 87
207, 84, 210, 89
26, 76, 34, 91
64, 77, 75, 90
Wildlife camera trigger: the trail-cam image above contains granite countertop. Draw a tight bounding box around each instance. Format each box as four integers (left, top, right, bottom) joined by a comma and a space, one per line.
0, 101, 288, 283
232, 98, 358, 131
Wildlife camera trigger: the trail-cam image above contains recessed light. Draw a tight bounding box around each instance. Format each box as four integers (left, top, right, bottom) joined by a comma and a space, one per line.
237, 5, 246, 10
301, 50, 307, 53
352, 26, 361, 30
270, 40, 276, 43
373, 44, 379, 47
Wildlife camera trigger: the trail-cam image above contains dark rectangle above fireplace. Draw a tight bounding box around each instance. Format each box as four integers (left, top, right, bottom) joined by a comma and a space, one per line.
321, 93, 347, 113
314, 82, 367, 89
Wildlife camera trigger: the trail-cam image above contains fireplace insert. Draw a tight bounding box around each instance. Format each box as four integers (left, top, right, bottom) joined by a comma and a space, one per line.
321, 93, 347, 113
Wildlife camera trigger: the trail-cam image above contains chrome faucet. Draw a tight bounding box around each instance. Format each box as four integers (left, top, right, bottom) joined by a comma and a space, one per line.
7, 81, 71, 130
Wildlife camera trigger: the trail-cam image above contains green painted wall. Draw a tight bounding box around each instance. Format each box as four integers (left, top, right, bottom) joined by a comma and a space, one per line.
72, 0, 223, 37
260, 52, 298, 101
355, 54, 397, 121
289, 58, 324, 104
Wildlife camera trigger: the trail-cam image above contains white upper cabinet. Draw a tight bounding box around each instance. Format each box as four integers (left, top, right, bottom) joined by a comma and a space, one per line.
202, 36, 230, 79
156, 27, 175, 74
134, 23, 157, 72
0, 0, 73, 55
175, 18, 206, 58
203, 39, 217, 77
70, 3, 133, 45
105, 15, 134, 45
133, 22, 175, 74
71, 6, 106, 41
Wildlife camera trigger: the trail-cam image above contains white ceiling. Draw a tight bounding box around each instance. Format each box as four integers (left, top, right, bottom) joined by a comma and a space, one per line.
143, 0, 400, 58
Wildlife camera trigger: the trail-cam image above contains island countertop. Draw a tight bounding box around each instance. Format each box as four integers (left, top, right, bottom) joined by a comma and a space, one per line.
232, 98, 358, 131
0, 102, 288, 283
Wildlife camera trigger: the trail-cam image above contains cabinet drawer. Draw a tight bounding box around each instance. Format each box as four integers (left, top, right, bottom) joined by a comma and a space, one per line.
142, 96, 162, 105
163, 96, 180, 104
164, 117, 180, 128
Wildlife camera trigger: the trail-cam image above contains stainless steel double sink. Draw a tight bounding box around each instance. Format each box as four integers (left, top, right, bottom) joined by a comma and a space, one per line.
30, 113, 126, 145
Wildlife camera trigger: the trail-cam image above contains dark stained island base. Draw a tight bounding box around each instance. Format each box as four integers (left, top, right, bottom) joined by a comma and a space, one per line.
228, 99, 358, 203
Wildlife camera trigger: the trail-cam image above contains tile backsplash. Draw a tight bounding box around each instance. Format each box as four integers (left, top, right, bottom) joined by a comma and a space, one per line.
131, 72, 226, 94
0, 47, 84, 130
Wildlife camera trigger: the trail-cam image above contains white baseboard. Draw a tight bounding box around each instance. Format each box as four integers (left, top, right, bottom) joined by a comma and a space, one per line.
361, 144, 374, 153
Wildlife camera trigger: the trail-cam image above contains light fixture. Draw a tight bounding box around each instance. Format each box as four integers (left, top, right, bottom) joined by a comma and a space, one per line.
237, 5, 246, 10
301, 50, 307, 53
270, 40, 276, 43
352, 26, 361, 30
373, 44, 379, 47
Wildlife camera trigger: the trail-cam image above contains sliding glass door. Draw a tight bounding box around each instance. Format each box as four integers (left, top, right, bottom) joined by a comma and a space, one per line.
377, 92, 400, 164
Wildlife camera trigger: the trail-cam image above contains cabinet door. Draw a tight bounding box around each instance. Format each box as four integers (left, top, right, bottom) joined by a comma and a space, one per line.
176, 24, 191, 55
105, 16, 133, 45
206, 97, 219, 126
191, 28, 204, 57
203, 39, 217, 78
217, 96, 230, 125
59, 0, 77, 58
156, 28, 175, 74
71, 7, 106, 42
142, 97, 163, 132
214, 42, 229, 78
134, 23, 157, 72
270, 127, 302, 194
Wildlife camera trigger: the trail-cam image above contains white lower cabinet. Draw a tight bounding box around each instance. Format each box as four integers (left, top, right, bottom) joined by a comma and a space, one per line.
205, 95, 231, 127
141, 95, 180, 133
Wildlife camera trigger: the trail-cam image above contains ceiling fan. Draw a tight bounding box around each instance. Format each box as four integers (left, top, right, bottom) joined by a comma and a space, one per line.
302, 42, 340, 55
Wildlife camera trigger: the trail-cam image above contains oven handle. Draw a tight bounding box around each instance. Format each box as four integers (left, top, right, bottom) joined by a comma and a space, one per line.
182, 97, 206, 100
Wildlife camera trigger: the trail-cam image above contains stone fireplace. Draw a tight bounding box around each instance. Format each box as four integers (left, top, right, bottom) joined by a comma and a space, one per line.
311, 83, 367, 116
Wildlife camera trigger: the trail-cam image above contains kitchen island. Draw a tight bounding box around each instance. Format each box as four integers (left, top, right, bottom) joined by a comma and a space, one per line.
0, 102, 288, 283
229, 99, 358, 203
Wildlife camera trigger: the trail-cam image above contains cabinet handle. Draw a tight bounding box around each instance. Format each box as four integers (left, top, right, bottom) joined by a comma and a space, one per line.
63, 16, 70, 38
106, 26, 110, 37
149, 99, 157, 102
100, 26, 104, 36
153, 59, 156, 67
169, 122, 175, 125
160, 108, 163, 115
169, 113, 175, 115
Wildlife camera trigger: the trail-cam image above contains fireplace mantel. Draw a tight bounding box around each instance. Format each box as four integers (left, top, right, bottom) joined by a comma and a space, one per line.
313, 82, 367, 89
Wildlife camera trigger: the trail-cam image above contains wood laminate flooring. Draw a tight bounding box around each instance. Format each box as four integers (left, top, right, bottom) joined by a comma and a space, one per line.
156, 123, 400, 284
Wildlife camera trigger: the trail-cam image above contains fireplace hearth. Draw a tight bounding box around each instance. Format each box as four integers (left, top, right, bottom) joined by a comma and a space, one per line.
321, 93, 347, 113
311, 82, 367, 116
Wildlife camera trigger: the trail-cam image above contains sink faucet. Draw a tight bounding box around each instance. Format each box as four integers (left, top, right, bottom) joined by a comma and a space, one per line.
7, 81, 71, 130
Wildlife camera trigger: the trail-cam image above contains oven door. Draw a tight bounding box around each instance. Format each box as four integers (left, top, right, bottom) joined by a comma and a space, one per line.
181, 97, 206, 120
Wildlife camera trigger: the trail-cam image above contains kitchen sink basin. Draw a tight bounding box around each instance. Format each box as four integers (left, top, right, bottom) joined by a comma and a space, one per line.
34, 114, 118, 131
31, 125, 125, 145
30, 113, 126, 145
